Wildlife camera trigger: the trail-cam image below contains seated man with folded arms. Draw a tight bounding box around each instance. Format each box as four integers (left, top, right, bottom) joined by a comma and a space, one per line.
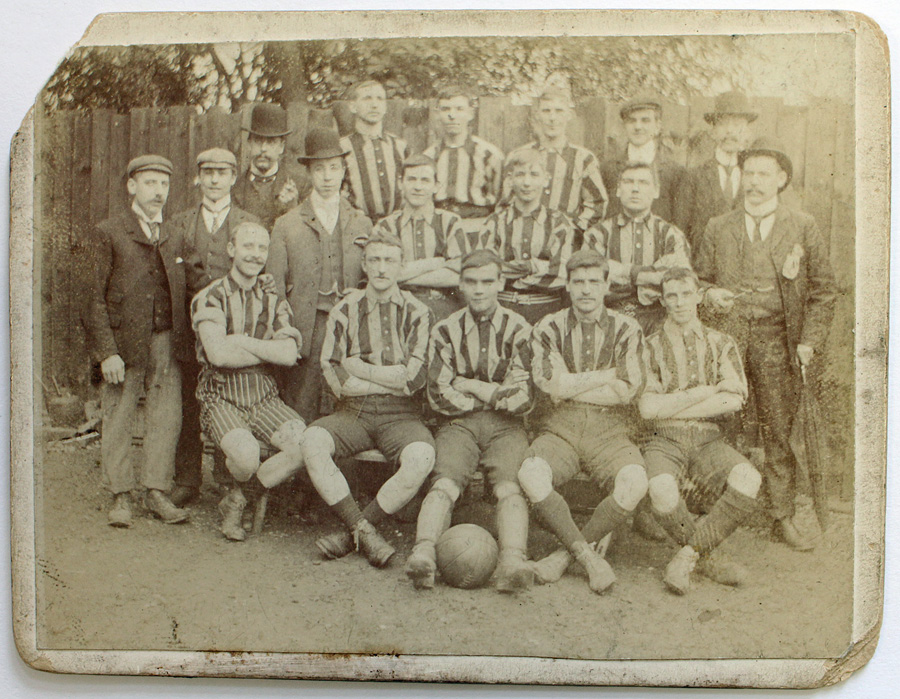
517, 250, 648, 594
582, 161, 691, 336
639, 267, 761, 594
372, 154, 468, 321
406, 249, 534, 593
481, 148, 574, 325
191, 221, 307, 542
300, 232, 436, 569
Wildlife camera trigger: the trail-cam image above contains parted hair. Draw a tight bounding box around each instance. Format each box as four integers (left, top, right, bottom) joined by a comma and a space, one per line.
437, 85, 475, 107
565, 249, 609, 279
228, 220, 269, 245
506, 148, 547, 174
460, 249, 504, 275
618, 160, 661, 189
363, 230, 404, 255
660, 266, 700, 291
401, 153, 438, 178
346, 79, 385, 100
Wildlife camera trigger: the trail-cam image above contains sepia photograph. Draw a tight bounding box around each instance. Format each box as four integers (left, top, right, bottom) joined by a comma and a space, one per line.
5, 5, 891, 693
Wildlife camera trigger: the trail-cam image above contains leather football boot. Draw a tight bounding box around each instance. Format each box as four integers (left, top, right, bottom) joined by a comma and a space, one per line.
353, 519, 395, 568
145, 488, 190, 524
697, 552, 748, 587
572, 540, 616, 594
776, 518, 814, 552
531, 548, 573, 585
494, 551, 534, 593
218, 488, 247, 541
108, 492, 133, 528
405, 542, 437, 589
169, 485, 200, 508
315, 529, 354, 559
663, 545, 700, 595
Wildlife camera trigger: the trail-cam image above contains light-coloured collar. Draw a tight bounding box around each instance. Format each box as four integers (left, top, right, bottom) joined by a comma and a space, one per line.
616, 210, 653, 226
537, 136, 569, 153
714, 147, 739, 168
364, 284, 405, 308
356, 121, 385, 139
463, 304, 504, 334
400, 204, 436, 226
511, 199, 543, 219
202, 196, 231, 213
569, 305, 607, 328
311, 189, 341, 212
442, 133, 471, 149
744, 196, 779, 218
627, 140, 657, 164
664, 316, 703, 340
131, 200, 163, 225
249, 163, 279, 179
226, 269, 263, 294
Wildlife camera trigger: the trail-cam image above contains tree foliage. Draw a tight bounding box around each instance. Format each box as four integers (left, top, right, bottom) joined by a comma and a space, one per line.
42, 35, 841, 114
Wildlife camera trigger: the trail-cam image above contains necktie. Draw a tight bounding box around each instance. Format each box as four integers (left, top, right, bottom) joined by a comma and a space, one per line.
683, 327, 700, 389
148, 221, 160, 244
722, 164, 736, 202
206, 209, 221, 234
749, 215, 765, 243
580, 322, 596, 372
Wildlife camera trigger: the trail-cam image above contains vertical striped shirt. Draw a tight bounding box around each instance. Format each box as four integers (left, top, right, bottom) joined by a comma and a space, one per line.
479, 205, 574, 291
321, 286, 432, 399
643, 319, 748, 398
428, 305, 533, 416
423, 135, 505, 210
502, 141, 608, 231
340, 131, 408, 221
373, 206, 468, 264
190, 272, 302, 369
531, 307, 644, 403
582, 213, 692, 305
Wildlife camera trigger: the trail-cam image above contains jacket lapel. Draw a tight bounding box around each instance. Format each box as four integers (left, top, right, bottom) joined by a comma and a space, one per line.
300, 199, 328, 239
125, 209, 155, 247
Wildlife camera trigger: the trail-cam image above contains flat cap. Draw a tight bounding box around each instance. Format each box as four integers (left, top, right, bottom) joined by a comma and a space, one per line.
620, 94, 663, 120
126, 154, 173, 178
197, 148, 237, 169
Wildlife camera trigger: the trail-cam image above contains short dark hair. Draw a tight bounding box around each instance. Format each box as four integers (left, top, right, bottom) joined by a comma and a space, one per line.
617, 161, 660, 189
229, 220, 269, 246
437, 85, 475, 107
401, 154, 438, 179
460, 249, 503, 275
660, 267, 700, 292
566, 249, 609, 280
346, 79, 385, 100
363, 231, 404, 255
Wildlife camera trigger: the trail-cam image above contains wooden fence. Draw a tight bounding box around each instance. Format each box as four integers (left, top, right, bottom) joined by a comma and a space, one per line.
35, 95, 855, 496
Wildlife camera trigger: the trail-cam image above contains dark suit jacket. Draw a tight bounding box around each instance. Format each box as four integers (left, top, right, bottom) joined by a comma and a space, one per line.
170, 203, 261, 296
266, 196, 370, 359
680, 158, 743, 249
600, 144, 689, 229
232, 164, 311, 231
695, 204, 836, 353
82, 209, 192, 370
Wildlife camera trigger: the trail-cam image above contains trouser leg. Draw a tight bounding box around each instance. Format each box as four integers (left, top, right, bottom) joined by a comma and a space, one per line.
140, 332, 182, 492
101, 371, 143, 495
173, 357, 203, 489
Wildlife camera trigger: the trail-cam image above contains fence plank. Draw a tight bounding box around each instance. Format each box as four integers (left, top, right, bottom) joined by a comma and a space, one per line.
89, 110, 112, 225
775, 104, 808, 192
67, 112, 93, 387
166, 106, 195, 214
107, 113, 131, 219
477, 97, 508, 155
801, 98, 838, 236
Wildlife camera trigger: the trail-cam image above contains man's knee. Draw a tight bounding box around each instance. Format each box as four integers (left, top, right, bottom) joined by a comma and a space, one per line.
613, 462, 649, 511
648, 473, 680, 514
493, 479, 523, 504
220, 428, 260, 482
301, 426, 335, 461
518, 457, 553, 503
398, 441, 436, 484
269, 418, 307, 452
728, 462, 762, 498
431, 477, 461, 504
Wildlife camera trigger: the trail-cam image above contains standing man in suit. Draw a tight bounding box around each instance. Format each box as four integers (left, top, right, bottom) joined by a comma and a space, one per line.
502, 87, 608, 243
339, 80, 409, 223
680, 92, 757, 248
267, 128, 371, 423
82, 155, 192, 527
233, 102, 309, 231
695, 138, 836, 551
601, 95, 689, 229
168, 148, 261, 507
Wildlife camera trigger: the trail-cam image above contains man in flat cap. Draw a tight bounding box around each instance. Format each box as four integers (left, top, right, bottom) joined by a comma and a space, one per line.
502, 86, 608, 244
600, 95, 689, 229
268, 128, 371, 423
679, 91, 758, 249
82, 155, 192, 527
695, 137, 836, 551
233, 102, 310, 230
167, 148, 262, 507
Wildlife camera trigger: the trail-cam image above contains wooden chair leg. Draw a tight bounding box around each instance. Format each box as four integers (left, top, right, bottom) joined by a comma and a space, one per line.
252, 491, 269, 535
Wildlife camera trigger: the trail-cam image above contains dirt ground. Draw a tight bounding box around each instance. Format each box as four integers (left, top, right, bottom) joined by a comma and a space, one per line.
33, 438, 853, 661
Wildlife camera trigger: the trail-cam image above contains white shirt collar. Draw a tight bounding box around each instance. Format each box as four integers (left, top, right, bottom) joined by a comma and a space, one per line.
627, 140, 657, 164
131, 200, 162, 240
202, 195, 231, 214
249, 163, 279, 179
311, 190, 341, 233
744, 196, 779, 218
714, 147, 738, 168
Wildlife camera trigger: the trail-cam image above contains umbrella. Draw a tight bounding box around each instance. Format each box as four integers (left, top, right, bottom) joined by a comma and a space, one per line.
789, 364, 830, 531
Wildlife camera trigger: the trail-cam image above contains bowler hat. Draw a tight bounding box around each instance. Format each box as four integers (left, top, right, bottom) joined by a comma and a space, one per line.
298, 128, 349, 164
126, 154, 173, 178
738, 137, 793, 190
704, 91, 759, 125
196, 147, 237, 169
620, 94, 663, 120
243, 102, 292, 138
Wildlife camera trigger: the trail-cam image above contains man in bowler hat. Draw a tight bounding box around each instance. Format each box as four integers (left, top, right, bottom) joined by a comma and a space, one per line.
679, 91, 758, 248
233, 102, 310, 230
168, 148, 262, 507
267, 128, 371, 422
695, 137, 836, 551
82, 155, 192, 527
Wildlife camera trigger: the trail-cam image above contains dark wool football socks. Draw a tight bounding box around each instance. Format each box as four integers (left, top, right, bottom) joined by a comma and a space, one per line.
332, 495, 364, 528
361, 498, 389, 527
654, 499, 697, 546
690, 486, 758, 554
533, 490, 585, 549
580, 495, 629, 545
